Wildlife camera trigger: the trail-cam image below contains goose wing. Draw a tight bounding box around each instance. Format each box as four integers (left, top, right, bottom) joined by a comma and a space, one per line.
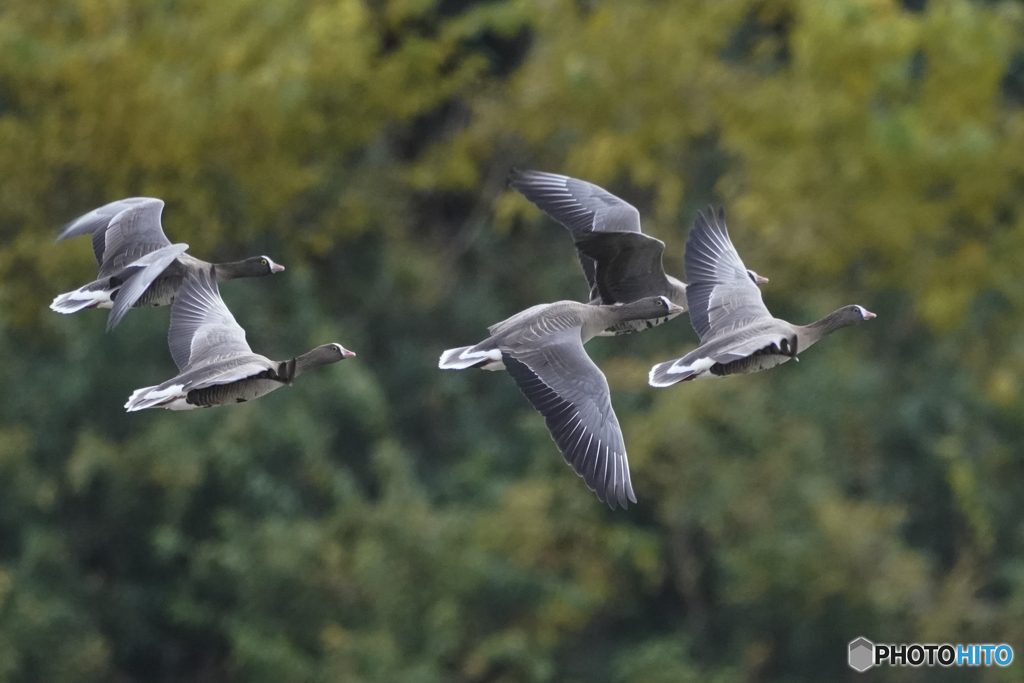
486, 302, 554, 338
105, 243, 190, 330
697, 321, 798, 365
685, 207, 771, 341
501, 326, 635, 509
58, 198, 174, 276
509, 169, 643, 301
573, 231, 674, 304
168, 267, 255, 372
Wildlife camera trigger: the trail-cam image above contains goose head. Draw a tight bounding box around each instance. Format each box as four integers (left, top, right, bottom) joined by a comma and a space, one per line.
625, 296, 685, 320
293, 343, 356, 376
317, 343, 357, 362
214, 256, 284, 281
747, 270, 769, 285
232, 255, 286, 277
833, 305, 877, 326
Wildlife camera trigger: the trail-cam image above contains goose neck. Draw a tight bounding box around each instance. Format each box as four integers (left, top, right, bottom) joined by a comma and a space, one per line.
293, 351, 322, 377
213, 261, 247, 281
806, 309, 856, 339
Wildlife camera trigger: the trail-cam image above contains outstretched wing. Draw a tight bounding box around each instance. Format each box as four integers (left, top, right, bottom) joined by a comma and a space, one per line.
573, 231, 674, 304
509, 169, 642, 236
58, 198, 172, 275
501, 327, 635, 509
168, 266, 253, 371
106, 243, 189, 330
685, 207, 771, 341
509, 169, 643, 301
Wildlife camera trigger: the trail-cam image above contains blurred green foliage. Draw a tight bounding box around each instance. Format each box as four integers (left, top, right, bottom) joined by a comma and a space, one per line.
2, 0, 1024, 680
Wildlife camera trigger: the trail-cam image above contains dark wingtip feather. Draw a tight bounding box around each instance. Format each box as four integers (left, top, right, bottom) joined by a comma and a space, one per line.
55, 217, 90, 243
507, 167, 539, 190
701, 205, 728, 238
693, 208, 711, 235
603, 468, 636, 511
105, 307, 125, 332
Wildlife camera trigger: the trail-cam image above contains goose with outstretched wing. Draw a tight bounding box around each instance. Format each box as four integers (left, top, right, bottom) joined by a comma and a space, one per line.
126, 267, 354, 411
51, 198, 283, 330
440, 295, 683, 508
649, 207, 875, 387
508, 169, 767, 335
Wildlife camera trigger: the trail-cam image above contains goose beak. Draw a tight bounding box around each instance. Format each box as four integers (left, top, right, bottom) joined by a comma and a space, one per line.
667, 302, 685, 314
754, 273, 769, 284
271, 263, 286, 273
342, 348, 356, 358
863, 310, 877, 319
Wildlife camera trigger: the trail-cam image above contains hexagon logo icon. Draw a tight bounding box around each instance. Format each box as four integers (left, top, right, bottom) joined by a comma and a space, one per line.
849, 637, 874, 672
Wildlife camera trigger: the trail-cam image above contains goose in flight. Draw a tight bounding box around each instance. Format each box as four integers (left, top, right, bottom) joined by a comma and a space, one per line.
126, 267, 353, 411
440, 296, 683, 508
508, 169, 767, 335
649, 207, 874, 386
51, 198, 284, 330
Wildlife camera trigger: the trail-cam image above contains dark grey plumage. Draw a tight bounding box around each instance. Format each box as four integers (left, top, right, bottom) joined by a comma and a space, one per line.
508, 169, 767, 335
649, 207, 875, 386
51, 198, 284, 329
125, 267, 353, 411
440, 296, 683, 509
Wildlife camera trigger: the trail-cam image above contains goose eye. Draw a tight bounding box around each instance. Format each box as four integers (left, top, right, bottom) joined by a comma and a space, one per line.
261, 259, 268, 266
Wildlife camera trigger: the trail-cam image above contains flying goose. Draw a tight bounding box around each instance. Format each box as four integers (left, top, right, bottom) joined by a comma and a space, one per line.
125, 266, 354, 411
508, 169, 768, 335
51, 197, 284, 330
440, 296, 684, 508
649, 207, 875, 386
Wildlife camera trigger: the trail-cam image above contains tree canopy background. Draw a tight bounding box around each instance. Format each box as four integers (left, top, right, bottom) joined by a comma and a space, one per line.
1, 0, 1024, 680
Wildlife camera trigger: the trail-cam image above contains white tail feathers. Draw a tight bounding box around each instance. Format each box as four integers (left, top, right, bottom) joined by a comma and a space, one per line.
648, 362, 681, 387
125, 383, 187, 412
50, 288, 114, 314
648, 357, 714, 387
438, 346, 503, 370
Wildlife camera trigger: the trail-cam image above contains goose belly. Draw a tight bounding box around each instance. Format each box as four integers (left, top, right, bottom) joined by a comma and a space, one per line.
602, 314, 674, 337
711, 353, 791, 377
131, 277, 179, 308
186, 378, 284, 407
164, 396, 199, 411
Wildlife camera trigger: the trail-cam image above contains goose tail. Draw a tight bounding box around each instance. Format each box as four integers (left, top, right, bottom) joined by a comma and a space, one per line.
50, 287, 113, 314
648, 356, 713, 387
125, 383, 186, 412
